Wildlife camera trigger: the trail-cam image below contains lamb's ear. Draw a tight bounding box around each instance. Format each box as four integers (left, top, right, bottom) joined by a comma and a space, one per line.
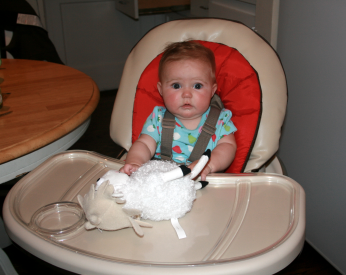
88, 184, 95, 199
128, 217, 144, 237
98, 180, 109, 194
136, 220, 153, 228
77, 195, 84, 209
95, 177, 104, 190
96, 181, 114, 198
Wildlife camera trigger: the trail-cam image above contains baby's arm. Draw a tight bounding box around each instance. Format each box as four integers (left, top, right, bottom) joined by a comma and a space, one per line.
120, 134, 157, 175
189, 134, 237, 181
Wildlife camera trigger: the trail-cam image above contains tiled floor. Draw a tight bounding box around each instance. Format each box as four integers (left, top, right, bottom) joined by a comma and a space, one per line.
0, 90, 341, 274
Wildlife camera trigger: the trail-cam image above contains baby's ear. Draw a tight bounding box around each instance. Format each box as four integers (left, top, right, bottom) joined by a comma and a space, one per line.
212, 82, 217, 96
157, 82, 163, 96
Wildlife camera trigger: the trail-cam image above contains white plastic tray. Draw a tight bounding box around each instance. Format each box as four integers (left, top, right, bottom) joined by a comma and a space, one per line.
4, 150, 305, 275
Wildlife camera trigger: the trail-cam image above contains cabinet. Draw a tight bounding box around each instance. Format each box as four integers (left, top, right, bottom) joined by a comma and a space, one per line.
115, 0, 190, 19
190, 0, 280, 49
209, 0, 256, 29
191, 0, 209, 17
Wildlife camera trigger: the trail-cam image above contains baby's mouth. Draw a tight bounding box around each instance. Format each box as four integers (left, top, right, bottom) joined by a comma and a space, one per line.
182, 104, 192, 108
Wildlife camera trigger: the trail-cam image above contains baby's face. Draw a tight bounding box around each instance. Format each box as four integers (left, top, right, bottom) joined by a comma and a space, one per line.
157, 59, 217, 126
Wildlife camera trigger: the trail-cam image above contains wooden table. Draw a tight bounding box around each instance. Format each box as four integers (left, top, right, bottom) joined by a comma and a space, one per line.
0, 59, 99, 183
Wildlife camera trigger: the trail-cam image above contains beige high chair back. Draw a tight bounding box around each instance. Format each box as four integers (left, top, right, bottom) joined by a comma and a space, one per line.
110, 18, 287, 173
3, 18, 305, 275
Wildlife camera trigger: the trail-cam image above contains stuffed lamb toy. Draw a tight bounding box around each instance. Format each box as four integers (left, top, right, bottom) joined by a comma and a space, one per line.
78, 150, 210, 236
78, 182, 152, 236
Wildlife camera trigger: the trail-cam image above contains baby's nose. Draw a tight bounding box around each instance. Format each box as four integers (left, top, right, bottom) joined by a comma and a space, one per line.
182, 88, 192, 97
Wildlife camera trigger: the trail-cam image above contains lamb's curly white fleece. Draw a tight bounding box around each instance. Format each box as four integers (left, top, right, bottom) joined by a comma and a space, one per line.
122, 160, 196, 221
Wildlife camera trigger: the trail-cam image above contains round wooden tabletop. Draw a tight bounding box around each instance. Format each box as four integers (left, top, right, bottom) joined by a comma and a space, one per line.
0, 59, 100, 164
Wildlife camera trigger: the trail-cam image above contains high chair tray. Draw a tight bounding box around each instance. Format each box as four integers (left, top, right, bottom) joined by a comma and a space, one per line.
3, 150, 305, 275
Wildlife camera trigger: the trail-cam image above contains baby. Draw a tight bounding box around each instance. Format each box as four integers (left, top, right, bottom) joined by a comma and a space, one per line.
120, 41, 237, 180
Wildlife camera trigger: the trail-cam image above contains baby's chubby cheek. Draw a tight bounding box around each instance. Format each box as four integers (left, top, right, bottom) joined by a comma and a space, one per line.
163, 94, 181, 110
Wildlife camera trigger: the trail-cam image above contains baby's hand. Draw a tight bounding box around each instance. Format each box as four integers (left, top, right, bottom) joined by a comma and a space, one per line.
188, 161, 212, 181
120, 163, 141, 176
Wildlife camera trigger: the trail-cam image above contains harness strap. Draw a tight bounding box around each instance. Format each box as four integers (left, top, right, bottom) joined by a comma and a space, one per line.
187, 105, 220, 162
161, 94, 223, 163
161, 110, 175, 160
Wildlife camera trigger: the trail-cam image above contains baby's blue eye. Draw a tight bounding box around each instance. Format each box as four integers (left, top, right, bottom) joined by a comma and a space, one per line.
194, 83, 203, 89
172, 83, 181, 89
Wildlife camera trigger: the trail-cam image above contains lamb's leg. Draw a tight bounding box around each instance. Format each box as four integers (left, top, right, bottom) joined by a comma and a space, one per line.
189, 150, 211, 179
161, 165, 191, 183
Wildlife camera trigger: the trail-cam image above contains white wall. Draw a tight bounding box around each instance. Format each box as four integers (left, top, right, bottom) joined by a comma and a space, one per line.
277, 1, 346, 274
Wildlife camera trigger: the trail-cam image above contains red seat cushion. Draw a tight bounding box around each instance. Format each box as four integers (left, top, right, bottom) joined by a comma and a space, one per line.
133, 41, 262, 173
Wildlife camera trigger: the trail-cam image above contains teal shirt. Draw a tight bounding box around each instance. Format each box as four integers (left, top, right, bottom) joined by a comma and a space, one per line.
141, 106, 237, 164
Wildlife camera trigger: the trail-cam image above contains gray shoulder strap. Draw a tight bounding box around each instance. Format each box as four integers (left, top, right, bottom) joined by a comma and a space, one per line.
187, 105, 221, 162
210, 93, 224, 110
188, 94, 224, 162
161, 110, 175, 161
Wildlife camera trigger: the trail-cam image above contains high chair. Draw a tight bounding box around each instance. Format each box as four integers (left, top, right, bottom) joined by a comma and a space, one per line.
3, 19, 305, 275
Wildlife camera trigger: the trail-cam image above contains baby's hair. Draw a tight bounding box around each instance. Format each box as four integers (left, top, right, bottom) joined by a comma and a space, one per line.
158, 41, 216, 82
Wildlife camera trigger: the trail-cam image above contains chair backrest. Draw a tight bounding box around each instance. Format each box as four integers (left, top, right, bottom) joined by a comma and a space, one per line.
110, 18, 287, 173
133, 40, 261, 173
